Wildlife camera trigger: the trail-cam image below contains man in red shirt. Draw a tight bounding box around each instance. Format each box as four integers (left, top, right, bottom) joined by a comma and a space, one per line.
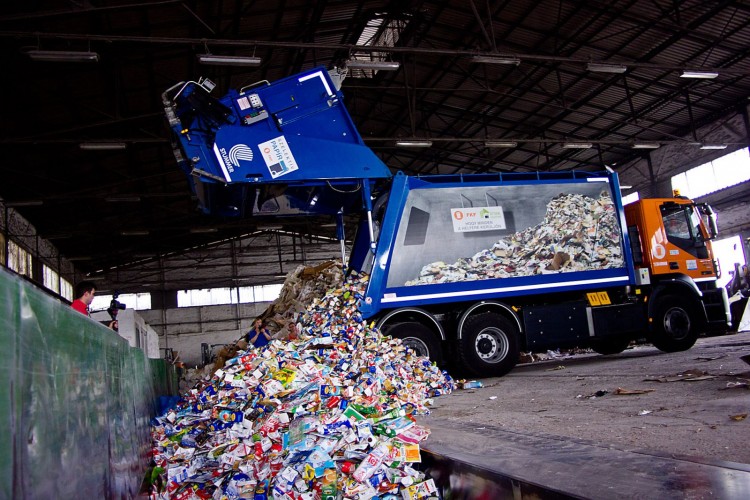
71, 281, 96, 316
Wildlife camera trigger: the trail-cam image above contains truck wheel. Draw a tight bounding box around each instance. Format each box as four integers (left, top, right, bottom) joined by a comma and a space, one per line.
651, 295, 698, 352
459, 313, 519, 377
591, 337, 631, 355
387, 322, 443, 366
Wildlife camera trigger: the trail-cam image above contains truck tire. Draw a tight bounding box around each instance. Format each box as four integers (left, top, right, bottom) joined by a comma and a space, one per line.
459, 313, 519, 377
591, 337, 631, 355
650, 295, 698, 352
387, 322, 443, 366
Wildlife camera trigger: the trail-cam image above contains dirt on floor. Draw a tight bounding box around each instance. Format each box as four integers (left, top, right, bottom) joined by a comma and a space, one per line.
423, 332, 750, 464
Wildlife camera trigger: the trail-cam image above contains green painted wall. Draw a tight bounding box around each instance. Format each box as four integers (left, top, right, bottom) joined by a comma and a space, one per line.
0, 268, 176, 498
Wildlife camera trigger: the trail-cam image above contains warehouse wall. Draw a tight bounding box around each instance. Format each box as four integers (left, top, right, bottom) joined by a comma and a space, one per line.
0, 267, 177, 499
138, 301, 273, 366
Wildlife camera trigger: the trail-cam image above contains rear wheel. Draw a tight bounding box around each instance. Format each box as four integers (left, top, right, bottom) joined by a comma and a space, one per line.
650, 295, 698, 352
387, 322, 443, 365
459, 313, 519, 378
591, 337, 631, 355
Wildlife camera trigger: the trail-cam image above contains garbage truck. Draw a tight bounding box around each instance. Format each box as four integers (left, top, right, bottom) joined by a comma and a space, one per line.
163, 67, 730, 377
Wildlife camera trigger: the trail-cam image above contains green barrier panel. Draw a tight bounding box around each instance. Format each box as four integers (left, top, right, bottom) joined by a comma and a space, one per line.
0, 268, 177, 499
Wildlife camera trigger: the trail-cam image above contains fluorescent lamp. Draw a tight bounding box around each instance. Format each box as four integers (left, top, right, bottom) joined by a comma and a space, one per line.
396, 140, 432, 147
27, 50, 99, 63
471, 55, 521, 66
699, 143, 727, 150
105, 196, 141, 203
80, 142, 127, 151
5, 200, 43, 207
484, 141, 518, 148
190, 227, 218, 233
680, 70, 718, 79
587, 63, 627, 74
120, 230, 150, 236
631, 142, 661, 149
346, 60, 400, 71
197, 54, 262, 66
562, 142, 593, 149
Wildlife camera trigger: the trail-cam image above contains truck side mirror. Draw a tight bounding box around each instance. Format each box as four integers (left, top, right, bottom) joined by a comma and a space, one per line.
698, 203, 718, 239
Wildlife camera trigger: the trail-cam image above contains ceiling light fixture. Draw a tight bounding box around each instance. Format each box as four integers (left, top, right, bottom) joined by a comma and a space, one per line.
120, 230, 150, 236
699, 143, 728, 150
680, 70, 719, 79
396, 140, 433, 147
484, 141, 518, 148
587, 63, 628, 74
197, 54, 262, 66
346, 60, 400, 71
5, 200, 44, 207
471, 55, 521, 66
561, 142, 593, 149
631, 142, 661, 149
80, 142, 127, 151
26, 49, 99, 63
105, 196, 141, 203
190, 227, 219, 233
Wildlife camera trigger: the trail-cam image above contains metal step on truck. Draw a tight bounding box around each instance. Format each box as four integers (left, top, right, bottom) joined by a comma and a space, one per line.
163, 66, 730, 378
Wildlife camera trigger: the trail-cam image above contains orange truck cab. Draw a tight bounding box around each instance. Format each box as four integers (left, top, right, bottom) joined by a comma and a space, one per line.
624, 196, 729, 344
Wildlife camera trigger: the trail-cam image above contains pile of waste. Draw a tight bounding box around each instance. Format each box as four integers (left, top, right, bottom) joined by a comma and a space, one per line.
147, 269, 454, 499
405, 191, 623, 286
262, 261, 344, 334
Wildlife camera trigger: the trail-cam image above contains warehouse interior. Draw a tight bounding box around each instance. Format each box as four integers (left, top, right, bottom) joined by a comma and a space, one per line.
2, 2, 750, 498
1, 0, 749, 300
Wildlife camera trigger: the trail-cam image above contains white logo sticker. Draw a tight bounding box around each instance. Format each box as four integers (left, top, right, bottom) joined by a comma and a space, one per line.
451, 206, 506, 232
258, 136, 299, 179
227, 144, 254, 167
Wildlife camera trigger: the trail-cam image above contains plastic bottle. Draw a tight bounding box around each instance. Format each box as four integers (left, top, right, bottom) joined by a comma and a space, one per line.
462, 380, 483, 389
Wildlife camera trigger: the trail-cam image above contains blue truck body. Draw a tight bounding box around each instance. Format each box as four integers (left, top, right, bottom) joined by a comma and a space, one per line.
164, 67, 729, 377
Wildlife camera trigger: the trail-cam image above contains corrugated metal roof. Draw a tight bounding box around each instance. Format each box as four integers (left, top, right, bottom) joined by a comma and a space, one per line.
1, 0, 748, 286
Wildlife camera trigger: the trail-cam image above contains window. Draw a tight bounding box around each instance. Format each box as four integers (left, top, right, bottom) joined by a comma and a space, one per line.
660, 204, 707, 259
712, 235, 746, 289
8, 240, 32, 278
621, 192, 640, 206
671, 147, 750, 198
60, 278, 73, 301
91, 292, 151, 312
177, 284, 282, 307
43, 264, 59, 294
348, 14, 409, 78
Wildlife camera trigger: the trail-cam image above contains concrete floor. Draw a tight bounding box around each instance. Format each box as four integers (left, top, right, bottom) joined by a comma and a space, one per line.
424, 332, 750, 464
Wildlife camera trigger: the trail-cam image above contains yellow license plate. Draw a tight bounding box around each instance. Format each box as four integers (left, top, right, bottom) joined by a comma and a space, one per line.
586, 291, 611, 306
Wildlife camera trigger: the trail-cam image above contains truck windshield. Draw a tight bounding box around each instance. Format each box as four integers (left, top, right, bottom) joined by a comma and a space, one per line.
661, 205, 708, 259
